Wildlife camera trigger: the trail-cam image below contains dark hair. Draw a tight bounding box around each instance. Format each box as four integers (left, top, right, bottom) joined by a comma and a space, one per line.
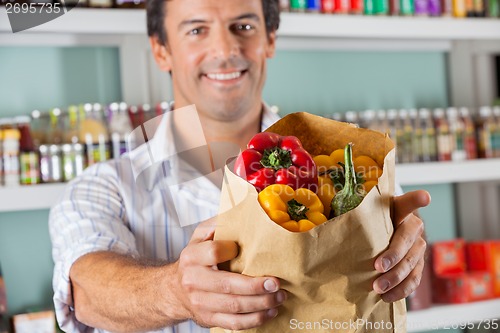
147, 0, 280, 45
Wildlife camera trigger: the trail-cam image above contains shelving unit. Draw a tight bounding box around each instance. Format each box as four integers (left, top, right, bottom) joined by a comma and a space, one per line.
396, 158, 500, 185
1, 8, 500, 39
0, 183, 66, 212
407, 299, 500, 332
1, 158, 499, 211
2, 6, 500, 331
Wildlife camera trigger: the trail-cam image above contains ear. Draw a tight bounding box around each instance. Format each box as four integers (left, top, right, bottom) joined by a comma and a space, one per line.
265, 31, 277, 59
149, 36, 172, 72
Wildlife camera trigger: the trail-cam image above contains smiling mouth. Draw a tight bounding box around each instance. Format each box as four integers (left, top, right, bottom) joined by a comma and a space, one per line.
205, 70, 246, 81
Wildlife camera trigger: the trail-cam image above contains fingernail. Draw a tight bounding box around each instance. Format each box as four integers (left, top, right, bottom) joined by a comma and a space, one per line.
276, 291, 286, 303
382, 258, 391, 272
378, 280, 390, 293
264, 279, 278, 292
267, 308, 278, 318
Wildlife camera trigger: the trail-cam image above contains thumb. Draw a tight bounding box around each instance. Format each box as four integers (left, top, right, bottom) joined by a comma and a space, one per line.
189, 217, 217, 244
392, 190, 431, 224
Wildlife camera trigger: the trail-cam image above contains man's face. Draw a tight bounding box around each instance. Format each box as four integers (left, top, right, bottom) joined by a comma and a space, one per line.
158, 0, 276, 122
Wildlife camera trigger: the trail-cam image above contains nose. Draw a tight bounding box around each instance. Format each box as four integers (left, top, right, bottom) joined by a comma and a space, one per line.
209, 26, 240, 60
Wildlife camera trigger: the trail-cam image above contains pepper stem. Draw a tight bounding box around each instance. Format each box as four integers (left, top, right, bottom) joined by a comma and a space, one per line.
261, 147, 293, 170
287, 199, 309, 221
344, 143, 357, 194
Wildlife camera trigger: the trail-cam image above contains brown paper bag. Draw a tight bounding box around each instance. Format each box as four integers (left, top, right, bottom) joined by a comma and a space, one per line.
212, 112, 406, 333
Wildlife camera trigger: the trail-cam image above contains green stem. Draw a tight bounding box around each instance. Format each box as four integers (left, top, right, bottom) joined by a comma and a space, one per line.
287, 199, 309, 221
261, 147, 292, 170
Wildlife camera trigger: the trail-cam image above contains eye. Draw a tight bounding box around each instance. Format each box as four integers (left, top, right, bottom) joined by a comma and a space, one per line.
231, 23, 255, 35
236, 24, 254, 31
188, 27, 205, 36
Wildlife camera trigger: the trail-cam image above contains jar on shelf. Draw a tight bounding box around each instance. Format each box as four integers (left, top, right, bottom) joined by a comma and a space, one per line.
79, 103, 110, 166
2, 129, 21, 187
15, 116, 40, 185
39, 144, 63, 183
114, 0, 145, 8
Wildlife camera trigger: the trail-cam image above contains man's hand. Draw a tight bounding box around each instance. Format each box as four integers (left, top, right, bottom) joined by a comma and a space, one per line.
175, 219, 287, 330
373, 190, 431, 302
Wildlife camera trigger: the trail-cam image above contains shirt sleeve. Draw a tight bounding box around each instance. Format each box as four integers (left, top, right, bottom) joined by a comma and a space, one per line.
49, 162, 139, 332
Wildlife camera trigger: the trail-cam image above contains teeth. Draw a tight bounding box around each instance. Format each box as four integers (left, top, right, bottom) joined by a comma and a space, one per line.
207, 71, 242, 81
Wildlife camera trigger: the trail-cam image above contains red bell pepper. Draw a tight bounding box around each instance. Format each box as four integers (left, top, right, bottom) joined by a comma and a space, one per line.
234, 132, 318, 192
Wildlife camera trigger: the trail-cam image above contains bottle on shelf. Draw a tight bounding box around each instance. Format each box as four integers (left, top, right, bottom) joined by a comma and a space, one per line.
492, 105, 500, 158
321, 0, 336, 13
398, 109, 414, 163
307, 0, 322, 12
15, 116, 40, 185
465, 0, 476, 15
389, 0, 400, 15
473, 0, 486, 15
64, 105, 80, 144
108, 102, 133, 159
114, 0, 146, 9
453, 0, 468, 16
486, 0, 500, 16
350, 0, 364, 13
87, 0, 113, 8
2, 128, 21, 187
419, 108, 438, 162
334, 0, 350, 13
279, 0, 291, 11
429, 0, 443, 15
0, 130, 3, 187
61, 143, 86, 182
30, 110, 49, 148
446, 107, 467, 161
400, 0, 415, 15
290, 0, 308, 12
434, 108, 453, 161
364, 0, 376, 14
79, 103, 111, 166
386, 109, 399, 150
374, 0, 390, 14
48, 108, 64, 145
415, 0, 430, 15
476, 106, 495, 159
441, 0, 454, 14
459, 107, 478, 160
409, 109, 424, 162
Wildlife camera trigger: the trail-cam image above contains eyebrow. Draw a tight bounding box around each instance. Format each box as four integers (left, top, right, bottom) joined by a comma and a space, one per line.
178, 13, 261, 30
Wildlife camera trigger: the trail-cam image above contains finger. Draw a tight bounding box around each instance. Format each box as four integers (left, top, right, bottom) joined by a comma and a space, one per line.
189, 217, 218, 244
182, 240, 238, 266
189, 290, 286, 314
375, 214, 424, 273
380, 258, 425, 303
392, 190, 431, 224
182, 266, 281, 296
373, 236, 426, 294
209, 308, 279, 330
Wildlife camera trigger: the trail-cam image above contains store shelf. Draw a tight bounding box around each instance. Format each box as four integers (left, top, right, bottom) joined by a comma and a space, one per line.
396, 158, 500, 186
1, 8, 500, 39
407, 299, 500, 332
0, 158, 499, 212
0, 183, 66, 213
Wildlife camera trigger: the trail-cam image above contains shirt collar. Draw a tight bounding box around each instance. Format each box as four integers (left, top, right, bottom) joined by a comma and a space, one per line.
127, 103, 281, 191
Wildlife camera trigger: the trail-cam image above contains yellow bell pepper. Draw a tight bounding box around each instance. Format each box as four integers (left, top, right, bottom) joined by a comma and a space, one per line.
258, 184, 327, 232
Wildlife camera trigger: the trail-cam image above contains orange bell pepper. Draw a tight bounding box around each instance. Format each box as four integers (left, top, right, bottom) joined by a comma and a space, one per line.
258, 184, 327, 232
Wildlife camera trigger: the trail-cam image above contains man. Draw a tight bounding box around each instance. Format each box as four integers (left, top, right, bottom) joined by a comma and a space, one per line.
49, 0, 430, 332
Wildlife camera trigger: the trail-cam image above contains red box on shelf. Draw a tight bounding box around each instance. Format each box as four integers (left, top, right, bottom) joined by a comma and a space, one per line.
432, 239, 467, 276
432, 271, 494, 304
466, 240, 500, 297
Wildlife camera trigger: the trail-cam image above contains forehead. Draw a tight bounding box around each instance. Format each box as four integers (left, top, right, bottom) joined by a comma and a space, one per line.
165, 0, 265, 22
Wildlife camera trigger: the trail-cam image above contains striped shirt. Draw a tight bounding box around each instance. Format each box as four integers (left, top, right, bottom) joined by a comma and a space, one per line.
49, 104, 280, 333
